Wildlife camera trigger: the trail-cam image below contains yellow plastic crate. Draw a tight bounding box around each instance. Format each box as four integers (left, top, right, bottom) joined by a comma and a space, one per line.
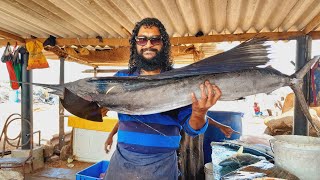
68, 116, 118, 132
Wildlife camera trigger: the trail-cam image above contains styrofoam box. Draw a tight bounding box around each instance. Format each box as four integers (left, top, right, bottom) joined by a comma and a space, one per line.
73, 128, 117, 163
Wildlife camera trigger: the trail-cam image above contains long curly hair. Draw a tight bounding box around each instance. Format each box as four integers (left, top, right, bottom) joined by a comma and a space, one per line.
128, 18, 173, 74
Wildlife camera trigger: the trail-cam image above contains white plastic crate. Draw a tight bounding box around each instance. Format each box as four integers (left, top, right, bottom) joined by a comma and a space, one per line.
73, 128, 117, 163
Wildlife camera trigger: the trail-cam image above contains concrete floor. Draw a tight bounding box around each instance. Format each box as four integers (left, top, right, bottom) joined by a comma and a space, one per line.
26, 159, 94, 180
0, 167, 79, 180
0, 161, 92, 180
25, 167, 79, 180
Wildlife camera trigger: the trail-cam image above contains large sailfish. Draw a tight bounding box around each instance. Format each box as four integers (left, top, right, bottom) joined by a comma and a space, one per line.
19, 39, 320, 134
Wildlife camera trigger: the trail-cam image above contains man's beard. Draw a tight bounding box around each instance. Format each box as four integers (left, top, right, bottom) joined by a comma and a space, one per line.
135, 48, 167, 71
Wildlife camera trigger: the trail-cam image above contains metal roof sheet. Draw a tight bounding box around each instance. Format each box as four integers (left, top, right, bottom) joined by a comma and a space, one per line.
1, 0, 320, 66
0, 0, 320, 39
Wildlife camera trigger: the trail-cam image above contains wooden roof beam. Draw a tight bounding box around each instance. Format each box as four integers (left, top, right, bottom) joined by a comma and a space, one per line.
2, 31, 320, 47
0, 29, 25, 43
90, 62, 128, 66
304, 12, 320, 34
66, 56, 98, 68
82, 69, 120, 74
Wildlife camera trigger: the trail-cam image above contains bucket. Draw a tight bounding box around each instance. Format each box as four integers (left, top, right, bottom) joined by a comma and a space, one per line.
270, 135, 320, 180
204, 162, 213, 180
203, 111, 243, 163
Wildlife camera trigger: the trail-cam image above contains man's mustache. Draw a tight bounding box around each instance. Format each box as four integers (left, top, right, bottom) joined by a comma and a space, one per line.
140, 48, 158, 53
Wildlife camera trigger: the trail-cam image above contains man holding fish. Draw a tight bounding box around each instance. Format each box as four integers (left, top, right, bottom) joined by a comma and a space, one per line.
105, 114, 239, 179
104, 18, 222, 180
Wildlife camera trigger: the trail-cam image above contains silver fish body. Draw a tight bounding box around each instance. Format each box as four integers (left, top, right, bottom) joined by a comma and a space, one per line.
83, 68, 290, 115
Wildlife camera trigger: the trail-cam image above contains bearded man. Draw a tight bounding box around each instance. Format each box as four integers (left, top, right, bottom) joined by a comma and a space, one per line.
104, 17, 221, 180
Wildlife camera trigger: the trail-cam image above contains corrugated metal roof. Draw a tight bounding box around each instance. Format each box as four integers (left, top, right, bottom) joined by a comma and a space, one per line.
1, 0, 320, 39
1, 0, 320, 66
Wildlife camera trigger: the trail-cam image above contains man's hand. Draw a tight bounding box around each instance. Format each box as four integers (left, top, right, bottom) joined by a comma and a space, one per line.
189, 81, 222, 130
207, 116, 240, 138
219, 125, 236, 138
104, 136, 113, 153
192, 81, 221, 113
100, 107, 109, 117
104, 122, 119, 153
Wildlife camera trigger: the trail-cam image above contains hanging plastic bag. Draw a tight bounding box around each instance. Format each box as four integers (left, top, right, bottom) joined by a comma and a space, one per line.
1, 42, 19, 90
43, 35, 56, 47
1, 42, 14, 63
79, 47, 90, 55
26, 40, 49, 70
65, 47, 78, 56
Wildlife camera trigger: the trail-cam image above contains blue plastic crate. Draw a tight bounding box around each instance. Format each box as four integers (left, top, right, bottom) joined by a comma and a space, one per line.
76, 160, 109, 180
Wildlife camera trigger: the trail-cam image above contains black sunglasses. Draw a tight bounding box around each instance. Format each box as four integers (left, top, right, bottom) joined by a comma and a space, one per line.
135, 36, 162, 46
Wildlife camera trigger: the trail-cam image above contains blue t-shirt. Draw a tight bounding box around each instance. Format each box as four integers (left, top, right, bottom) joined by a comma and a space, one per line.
115, 69, 208, 154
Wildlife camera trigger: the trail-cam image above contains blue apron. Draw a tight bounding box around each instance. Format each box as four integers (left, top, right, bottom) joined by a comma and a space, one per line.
105, 145, 179, 180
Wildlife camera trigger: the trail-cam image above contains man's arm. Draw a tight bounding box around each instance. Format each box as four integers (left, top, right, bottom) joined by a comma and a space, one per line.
105, 122, 119, 153
207, 117, 238, 138
189, 81, 222, 130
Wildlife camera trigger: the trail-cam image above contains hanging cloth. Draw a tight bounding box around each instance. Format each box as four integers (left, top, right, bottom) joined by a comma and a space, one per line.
26, 40, 49, 70
12, 45, 22, 86
6, 61, 19, 90
1, 42, 19, 90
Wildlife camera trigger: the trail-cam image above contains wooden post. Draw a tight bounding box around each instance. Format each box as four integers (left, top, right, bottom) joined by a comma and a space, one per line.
59, 57, 65, 150
294, 35, 312, 135
93, 67, 97, 77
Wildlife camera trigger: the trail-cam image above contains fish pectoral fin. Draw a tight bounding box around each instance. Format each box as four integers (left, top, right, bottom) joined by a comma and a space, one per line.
106, 86, 117, 95
61, 88, 103, 122
291, 84, 320, 135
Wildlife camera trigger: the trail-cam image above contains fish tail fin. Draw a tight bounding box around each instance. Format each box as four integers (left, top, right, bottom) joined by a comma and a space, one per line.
291, 84, 320, 135
292, 56, 320, 79
290, 56, 320, 136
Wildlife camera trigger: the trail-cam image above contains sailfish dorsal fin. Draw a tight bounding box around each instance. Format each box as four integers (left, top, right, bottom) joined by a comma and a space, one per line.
151, 38, 271, 79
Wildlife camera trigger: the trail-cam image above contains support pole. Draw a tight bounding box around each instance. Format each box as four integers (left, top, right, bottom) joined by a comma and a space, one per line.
294, 36, 312, 135
20, 47, 33, 149
93, 67, 97, 78
59, 57, 65, 150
